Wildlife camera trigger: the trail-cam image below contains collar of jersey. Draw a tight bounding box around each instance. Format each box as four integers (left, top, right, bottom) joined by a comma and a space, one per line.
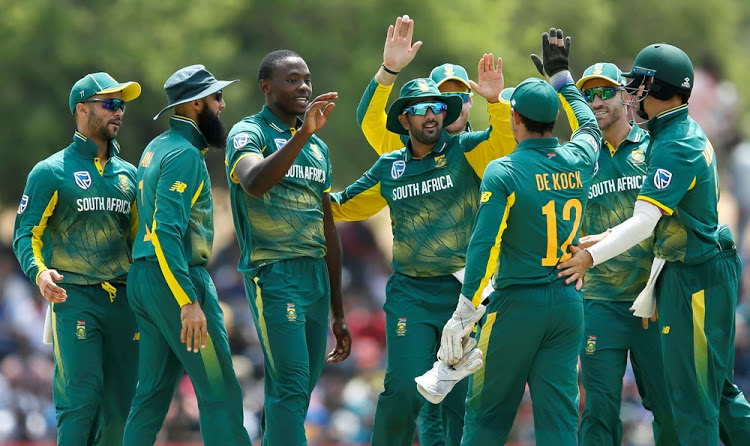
515, 136, 559, 152
404, 131, 451, 161
646, 104, 688, 136
259, 105, 303, 133
169, 115, 209, 154
70, 131, 120, 158
607, 125, 648, 157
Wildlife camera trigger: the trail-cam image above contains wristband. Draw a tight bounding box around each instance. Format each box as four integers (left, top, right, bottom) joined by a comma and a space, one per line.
381, 64, 400, 75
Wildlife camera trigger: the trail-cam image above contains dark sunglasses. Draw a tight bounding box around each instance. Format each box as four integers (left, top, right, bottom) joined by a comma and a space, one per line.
441, 91, 473, 103
581, 87, 621, 103
82, 98, 127, 112
214, 90, 223, 102
402, 101, 448, 116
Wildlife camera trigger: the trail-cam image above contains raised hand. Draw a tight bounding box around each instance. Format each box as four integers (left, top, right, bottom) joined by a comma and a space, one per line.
300, 92, 338, 135
468, 53, 504, 103
530, 28, 571, 78
383, 15, 423, 72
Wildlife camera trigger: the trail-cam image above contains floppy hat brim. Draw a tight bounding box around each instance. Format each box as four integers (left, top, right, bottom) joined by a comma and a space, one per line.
153, 79, 238, 120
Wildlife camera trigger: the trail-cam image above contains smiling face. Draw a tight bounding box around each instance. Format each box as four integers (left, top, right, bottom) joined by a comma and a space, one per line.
260, 56, 312, 124
581, 78, 626, 132
398, 99, 446, 146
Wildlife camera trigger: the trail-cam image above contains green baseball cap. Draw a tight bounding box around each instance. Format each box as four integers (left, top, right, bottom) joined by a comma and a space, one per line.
576, 62, 624, 89
154, 64, 238, 120
429, 63, 471, 91
69, 72, 141, 114
510, 77, 559, 123
386, 78, 463, 135
623, 43, 694, 92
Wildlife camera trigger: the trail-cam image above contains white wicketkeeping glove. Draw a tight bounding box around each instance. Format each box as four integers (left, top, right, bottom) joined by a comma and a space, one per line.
438, 294, 486, 365
416, 337, 483, 404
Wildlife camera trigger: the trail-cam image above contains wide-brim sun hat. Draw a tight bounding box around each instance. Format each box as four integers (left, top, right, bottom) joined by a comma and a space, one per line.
154, 64, 238, 120
385, 78, 463, 135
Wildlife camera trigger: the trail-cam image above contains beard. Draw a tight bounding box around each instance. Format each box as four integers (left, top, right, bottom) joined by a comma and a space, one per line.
198, 104, 228, 150
411, 122, 443, 146
88, 108, 119, 142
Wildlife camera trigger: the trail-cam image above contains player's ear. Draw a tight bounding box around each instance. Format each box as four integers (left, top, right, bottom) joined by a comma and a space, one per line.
398, 114, 410, 132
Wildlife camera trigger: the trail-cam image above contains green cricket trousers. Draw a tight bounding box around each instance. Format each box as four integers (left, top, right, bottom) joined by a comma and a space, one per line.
243, 257, 330, 446
123, 260, 251, 446
461, 279, 583, 446
51, 281, 138, 446
371, 273, 467, 446
655, 249, 750, 446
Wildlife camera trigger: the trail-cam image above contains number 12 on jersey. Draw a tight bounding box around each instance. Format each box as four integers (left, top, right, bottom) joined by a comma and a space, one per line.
541, 199, 582, 266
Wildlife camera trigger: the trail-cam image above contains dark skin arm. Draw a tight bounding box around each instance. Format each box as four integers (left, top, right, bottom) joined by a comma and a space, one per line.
234, 92, 337, 197
323, 193, 351, 363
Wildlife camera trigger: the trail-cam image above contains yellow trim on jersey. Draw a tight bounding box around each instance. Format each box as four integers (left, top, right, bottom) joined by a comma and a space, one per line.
31, 190, 58, 284
637, 195, 673, 215
471, 311, 497, 403
330, 183, 387, 222
254, 278, 276, 376
229, 153, 264, 184
471, 192, 515, 307
687, 176, 697, 191
191, 181, 204, 207
692, 289, 709, 404
463, 101, 516, 178
361, 82, 403, 155
150, 218, 192, 307
94, 157, 105, 176
51, 303, 66, 399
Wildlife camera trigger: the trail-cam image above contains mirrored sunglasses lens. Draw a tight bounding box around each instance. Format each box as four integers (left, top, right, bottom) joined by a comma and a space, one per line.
104, 99, 126, 111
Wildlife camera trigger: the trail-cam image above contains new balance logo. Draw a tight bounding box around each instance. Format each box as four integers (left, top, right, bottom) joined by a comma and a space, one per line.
169, 181, 187, 193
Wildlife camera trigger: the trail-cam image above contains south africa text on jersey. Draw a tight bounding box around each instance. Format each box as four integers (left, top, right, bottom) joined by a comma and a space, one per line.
392, 174, 454, 201
535, 171, 584, 191
285, 164, 326, 184
588, 175, 645, 199
76, 196, 132, 214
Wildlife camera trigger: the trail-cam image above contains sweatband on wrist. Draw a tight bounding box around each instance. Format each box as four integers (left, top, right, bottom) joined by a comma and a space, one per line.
382, 64, 400, 75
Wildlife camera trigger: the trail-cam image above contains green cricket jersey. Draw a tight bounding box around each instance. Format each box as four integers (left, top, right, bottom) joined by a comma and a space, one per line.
132, 116, 214, 307
331, 130, 492, 278
225, 106, 332, 275
14, 132, 137, 285
638, 105, 721, 264
563, 100, 654, 301
462, 83, 601, 303
356, 76, 516, 176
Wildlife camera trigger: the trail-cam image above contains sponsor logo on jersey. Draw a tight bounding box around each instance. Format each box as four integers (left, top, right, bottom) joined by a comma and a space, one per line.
233, 133, 250, 149
286, 303, 297, 322
593, 161, 599, 176
285, 164, 326, 184
74, 171, 92, 190
628, 149, 645, 166
310, 144, 324, 161
169, 181, 187, 193
662, 326, 670, 334
582, 135, 599, 153
17, 195, 28, 214
118, 174, 130, 194
434, 154, 447, 169
585, 335, 597, 354
480, 191, 492, 203
588, 175, 645, 199
274, 138, 287, 150
76, 197, 132, 214
653, 168, 672, 190
132, 332, 140, 341
396, 317, 407, 336
391, 160, 406, 179
76, 320, 86, 340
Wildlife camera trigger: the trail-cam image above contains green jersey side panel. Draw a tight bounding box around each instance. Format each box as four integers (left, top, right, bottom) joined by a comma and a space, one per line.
13, 132, 136, 285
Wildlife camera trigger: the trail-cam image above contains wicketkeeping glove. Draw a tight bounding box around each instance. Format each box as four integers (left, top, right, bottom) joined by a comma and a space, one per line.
530, 28, 571, 78
438, 294, 486, 366
416, 337, 483, 404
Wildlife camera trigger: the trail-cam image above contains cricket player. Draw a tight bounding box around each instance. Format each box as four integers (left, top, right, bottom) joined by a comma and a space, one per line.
438, 28, 600, 445
13, 72, 141, 445
558, 43, 750, 446
122, 65, 251, 446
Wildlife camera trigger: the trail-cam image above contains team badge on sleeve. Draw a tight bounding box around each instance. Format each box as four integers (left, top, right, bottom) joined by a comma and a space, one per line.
17, 194, 28, 214
653, 168, 672, 190
391, 160, 406, 179
233, 133, 250, 149
74, 171, 92, 190
582, 135, 599, 153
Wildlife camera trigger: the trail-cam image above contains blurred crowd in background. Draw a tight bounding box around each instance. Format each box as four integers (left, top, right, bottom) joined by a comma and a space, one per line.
1, 61, 750, 446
